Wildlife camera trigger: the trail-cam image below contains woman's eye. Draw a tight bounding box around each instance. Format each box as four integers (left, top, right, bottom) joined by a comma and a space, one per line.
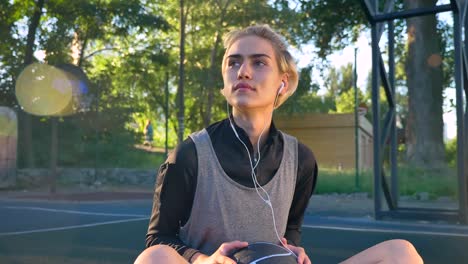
228, 60, 240, 67
254, 60, 266, 66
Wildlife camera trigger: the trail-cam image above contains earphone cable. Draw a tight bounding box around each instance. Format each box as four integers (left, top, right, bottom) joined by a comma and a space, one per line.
225, 91, 298, 258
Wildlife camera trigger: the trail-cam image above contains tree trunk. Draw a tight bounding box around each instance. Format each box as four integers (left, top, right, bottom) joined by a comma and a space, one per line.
203, 1, 230, 127
404, 0, 445, 168
49, 117, 58, 193
77, 34, 88, 68
20, 0, 45, 168
177, 0, 187, 144
203, 30, 221, 127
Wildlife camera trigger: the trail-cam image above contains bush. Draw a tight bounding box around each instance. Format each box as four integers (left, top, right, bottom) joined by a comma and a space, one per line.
315, 166, 457, 199
445, 137, 457, 167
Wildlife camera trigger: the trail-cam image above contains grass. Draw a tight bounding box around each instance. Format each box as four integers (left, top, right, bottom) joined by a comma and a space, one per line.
14, 128, 460, 200
93, 145, 167, 169
57, 137, 168, 169
315, 168, 373, 195
315, 166, 458, 200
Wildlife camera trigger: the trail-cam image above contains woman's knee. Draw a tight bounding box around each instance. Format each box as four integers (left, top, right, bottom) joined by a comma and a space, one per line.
384, 239, 423, 264
134, 245, 187, 264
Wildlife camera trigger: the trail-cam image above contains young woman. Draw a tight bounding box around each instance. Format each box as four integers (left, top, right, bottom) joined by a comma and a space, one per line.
135, 25, 423, 264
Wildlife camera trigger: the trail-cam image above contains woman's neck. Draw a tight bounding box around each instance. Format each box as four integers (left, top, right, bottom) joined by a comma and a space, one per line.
232, 110, 273, 148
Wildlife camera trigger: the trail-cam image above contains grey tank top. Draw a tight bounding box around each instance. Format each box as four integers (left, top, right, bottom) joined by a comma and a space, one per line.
180, 129, 298, 255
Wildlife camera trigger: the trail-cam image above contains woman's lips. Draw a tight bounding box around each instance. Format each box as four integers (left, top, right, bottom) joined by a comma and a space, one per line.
234, 83, 254, 91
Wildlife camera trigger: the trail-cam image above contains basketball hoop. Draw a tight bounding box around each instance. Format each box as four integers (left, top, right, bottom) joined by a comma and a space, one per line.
357, 106, 367, 116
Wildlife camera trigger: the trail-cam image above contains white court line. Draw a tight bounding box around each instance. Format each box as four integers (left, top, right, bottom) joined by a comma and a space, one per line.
302, 224, 468, 238
0, 217, 149, 236
4, 206, 147, 218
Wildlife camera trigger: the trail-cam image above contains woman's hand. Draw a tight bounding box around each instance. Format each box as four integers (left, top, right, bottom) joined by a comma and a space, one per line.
191, 240, 248, 264
280, 238, 312, 264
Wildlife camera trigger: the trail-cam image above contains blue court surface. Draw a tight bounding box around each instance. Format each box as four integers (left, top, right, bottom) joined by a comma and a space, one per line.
1, 197, 468, 264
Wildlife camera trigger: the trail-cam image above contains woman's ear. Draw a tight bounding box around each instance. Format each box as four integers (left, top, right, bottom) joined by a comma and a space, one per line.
279, 78, 289, 95
220, 88, 225, 96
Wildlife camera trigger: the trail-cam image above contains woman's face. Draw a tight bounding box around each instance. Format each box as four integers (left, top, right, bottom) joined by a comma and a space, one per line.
222, 35, 286, 112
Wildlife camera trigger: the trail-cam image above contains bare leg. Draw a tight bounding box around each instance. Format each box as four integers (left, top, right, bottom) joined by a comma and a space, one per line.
134, 245, 189, 264
340, 239, 423, 264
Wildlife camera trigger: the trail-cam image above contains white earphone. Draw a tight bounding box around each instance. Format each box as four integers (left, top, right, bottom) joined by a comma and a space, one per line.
273, 82, 285, 108
278, 82, 284, 94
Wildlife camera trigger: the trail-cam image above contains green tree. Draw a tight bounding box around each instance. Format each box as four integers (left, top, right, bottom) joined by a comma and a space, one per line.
335, 88, 367, 114
297, 0, 366, 58
324, 63, 354, 98
299, 0, 449, 168
10, 0, 46, 168
156, 0, 305, 135
279, 66, 336, 115
0, 0, 170, 170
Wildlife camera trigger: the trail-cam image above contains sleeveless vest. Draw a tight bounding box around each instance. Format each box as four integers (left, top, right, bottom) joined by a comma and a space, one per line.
180, 129, 298, 255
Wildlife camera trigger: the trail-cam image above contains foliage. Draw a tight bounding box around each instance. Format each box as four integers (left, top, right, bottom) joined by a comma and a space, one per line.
315, 168, 373, 194
0, 0, 31, 107
316, 166, 457, 199
15, 114, 166, 169
396, 165, 457, 199
324, 63, 354, 97
278, 92, 336, 115
168, 0, 307, 132
445, 137, 457, 168
297, 0, 367, 58
1, 0, 171, 168
278, 63, 369, 116
334, 88, 367, 113
0, 0, 459, 170
277, 66, 335, 114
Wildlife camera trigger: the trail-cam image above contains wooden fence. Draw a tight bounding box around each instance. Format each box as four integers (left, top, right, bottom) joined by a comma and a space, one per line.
275, 113, 373, 170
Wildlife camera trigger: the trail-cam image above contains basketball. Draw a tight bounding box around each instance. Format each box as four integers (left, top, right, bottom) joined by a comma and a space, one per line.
229, 242, 297, 264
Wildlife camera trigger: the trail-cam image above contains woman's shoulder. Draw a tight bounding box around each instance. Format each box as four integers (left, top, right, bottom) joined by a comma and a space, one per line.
296, 141, 317, 188
297, 141, 316, 164
167, 137, 197, 164
278, 131, 317, 166
172, 119, 228, 161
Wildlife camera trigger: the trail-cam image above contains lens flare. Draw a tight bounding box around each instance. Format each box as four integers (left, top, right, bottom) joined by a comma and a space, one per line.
15, 63, 90, 116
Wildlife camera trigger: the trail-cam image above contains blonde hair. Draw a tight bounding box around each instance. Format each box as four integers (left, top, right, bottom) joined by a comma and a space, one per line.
222, 25, 299, 108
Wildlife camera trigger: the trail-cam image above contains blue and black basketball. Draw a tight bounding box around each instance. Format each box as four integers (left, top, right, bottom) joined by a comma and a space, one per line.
229, 242, 297, 264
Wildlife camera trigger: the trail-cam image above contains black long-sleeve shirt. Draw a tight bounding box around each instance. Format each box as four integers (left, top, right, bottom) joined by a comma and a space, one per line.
146, 118, 318, 261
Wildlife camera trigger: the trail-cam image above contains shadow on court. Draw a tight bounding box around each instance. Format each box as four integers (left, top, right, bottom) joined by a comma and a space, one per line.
1, 193, 467, 263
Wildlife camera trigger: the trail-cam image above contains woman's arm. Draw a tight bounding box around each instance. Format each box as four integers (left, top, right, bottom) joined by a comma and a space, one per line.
145, 139, 200, 261
284, 143, 318, 245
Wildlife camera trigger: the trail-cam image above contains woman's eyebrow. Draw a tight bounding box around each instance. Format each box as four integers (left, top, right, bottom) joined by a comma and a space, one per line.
250, 54, 271, 59
226, 53, 272, 59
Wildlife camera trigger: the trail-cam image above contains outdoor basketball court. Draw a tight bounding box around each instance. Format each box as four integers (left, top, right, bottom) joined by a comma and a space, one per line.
1, 195, 468, 264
